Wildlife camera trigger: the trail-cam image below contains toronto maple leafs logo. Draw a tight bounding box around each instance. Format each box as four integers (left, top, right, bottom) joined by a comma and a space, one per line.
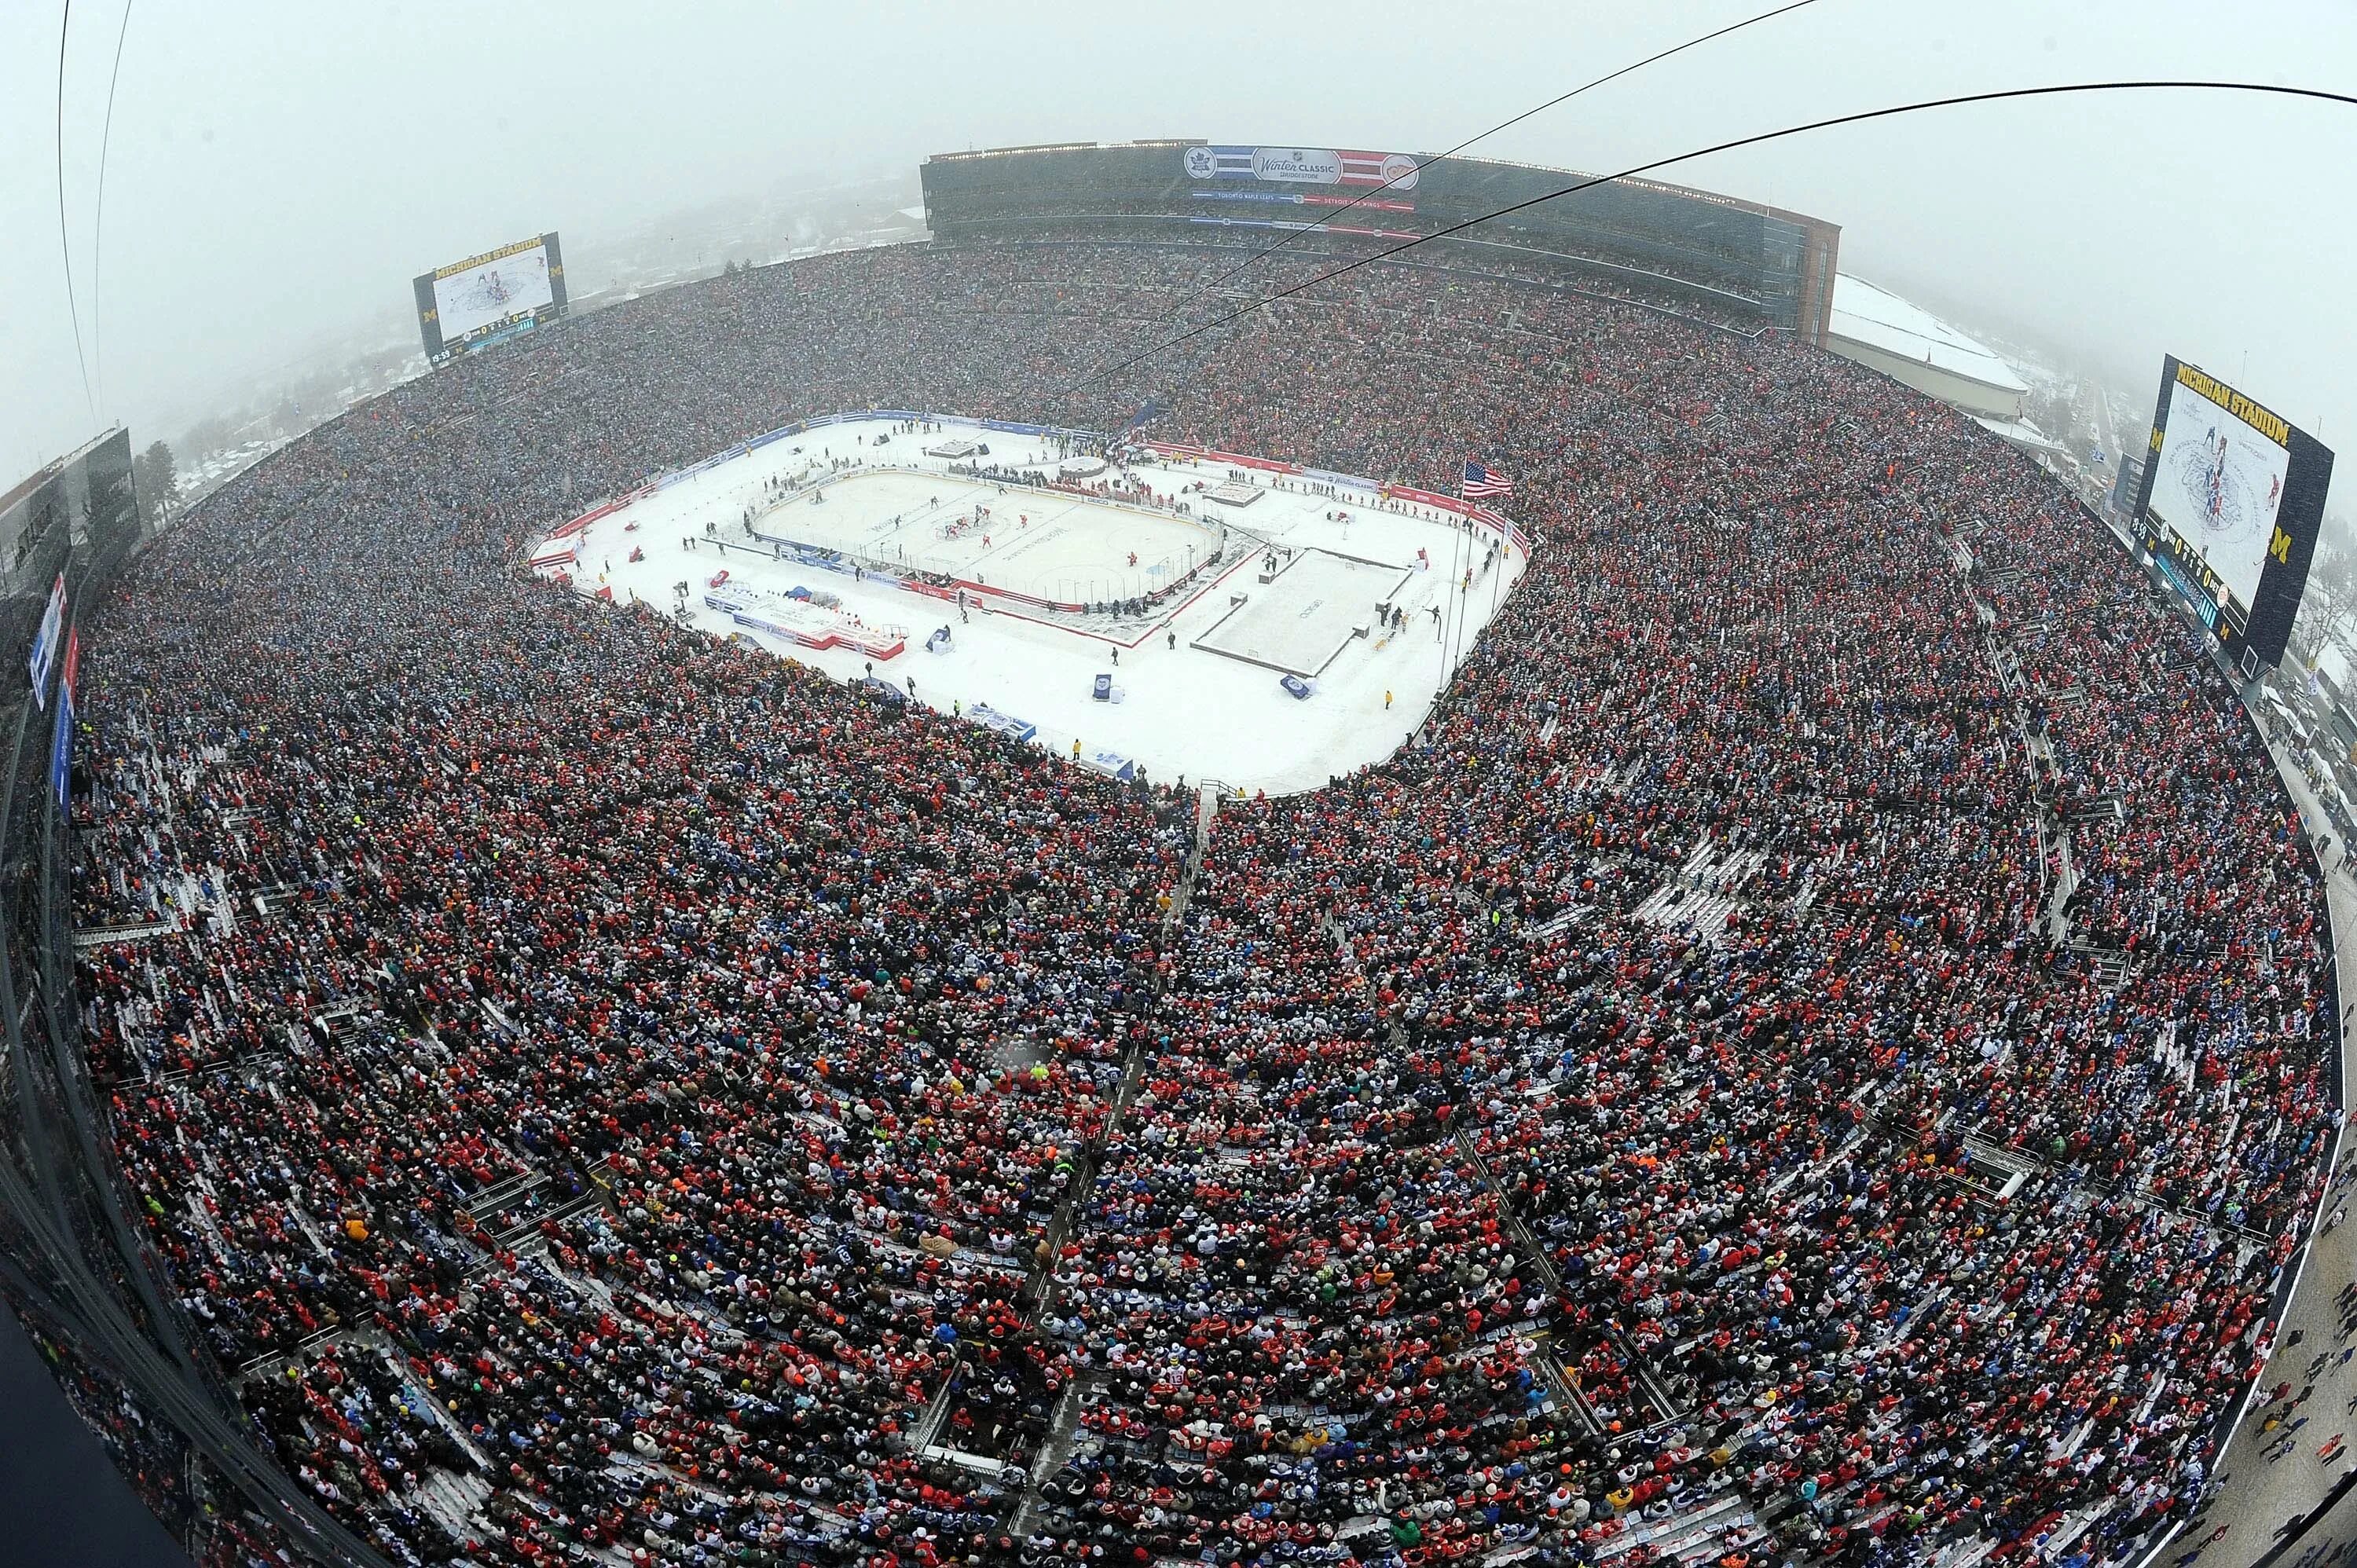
1183, 146, 1219, 179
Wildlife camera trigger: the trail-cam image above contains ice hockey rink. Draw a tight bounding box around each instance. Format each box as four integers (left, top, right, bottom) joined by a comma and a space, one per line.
536, 415, 1525, 793
744, 467, 1226, 605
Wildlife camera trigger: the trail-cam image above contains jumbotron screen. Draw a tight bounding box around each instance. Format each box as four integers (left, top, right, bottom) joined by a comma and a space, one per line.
412, 232, 567, 362
2131, 355, 2335, 670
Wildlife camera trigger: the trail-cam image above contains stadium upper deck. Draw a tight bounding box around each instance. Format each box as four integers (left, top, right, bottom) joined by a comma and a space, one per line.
921, 138, 1842, 340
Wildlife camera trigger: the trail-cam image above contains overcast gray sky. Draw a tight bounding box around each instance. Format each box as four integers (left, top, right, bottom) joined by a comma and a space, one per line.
4, 0, 2354, 481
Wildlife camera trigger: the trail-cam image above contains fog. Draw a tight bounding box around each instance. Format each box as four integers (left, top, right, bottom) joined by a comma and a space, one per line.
4, 0, 2353, 493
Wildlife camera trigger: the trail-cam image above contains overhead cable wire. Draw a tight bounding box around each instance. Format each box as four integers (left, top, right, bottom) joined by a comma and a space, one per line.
1066, 0, 1824, 405
56, 0, 98, 426
91, 0, 134, 413
1061, 79, 2357, 411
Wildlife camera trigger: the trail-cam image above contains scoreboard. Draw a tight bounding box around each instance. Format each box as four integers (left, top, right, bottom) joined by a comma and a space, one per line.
413, 232, 568, 365
2129, 355, 2335, 672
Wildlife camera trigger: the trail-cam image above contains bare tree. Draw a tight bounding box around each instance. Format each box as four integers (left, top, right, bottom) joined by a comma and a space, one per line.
130, 439, 178, 532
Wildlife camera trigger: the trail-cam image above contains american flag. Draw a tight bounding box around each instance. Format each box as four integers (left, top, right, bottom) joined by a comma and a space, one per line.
1462, 460, 1514, 498
1469, 500, 1528, 550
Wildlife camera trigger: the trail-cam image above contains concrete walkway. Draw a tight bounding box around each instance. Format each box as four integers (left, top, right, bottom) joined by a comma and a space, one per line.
2159, 731, 2357, 1568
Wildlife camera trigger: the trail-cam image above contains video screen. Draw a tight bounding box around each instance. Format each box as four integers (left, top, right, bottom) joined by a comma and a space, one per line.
2148, 369, 2293, 615
431, 242, 555, 345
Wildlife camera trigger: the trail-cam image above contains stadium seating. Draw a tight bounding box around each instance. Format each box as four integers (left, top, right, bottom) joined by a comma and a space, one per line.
58, 235, 2330, 1568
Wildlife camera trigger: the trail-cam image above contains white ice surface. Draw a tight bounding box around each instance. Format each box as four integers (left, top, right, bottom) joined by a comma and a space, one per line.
755, 467, 1223, 604
544, 418, 1524, 795
1193, 550, 1413, 676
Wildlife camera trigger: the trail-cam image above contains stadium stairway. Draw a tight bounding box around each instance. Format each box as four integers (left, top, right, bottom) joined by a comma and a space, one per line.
912, 1352, 966, 1452
1000, 785, 1220, 1533
1320, 899, 1682, 1439
1009, 1369, 1101, 1537
1587, 1491, 1765, 1568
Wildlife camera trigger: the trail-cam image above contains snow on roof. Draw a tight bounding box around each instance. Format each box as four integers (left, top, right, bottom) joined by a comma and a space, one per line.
1829, 274, 2030, 396
1971, 414, 2068, 456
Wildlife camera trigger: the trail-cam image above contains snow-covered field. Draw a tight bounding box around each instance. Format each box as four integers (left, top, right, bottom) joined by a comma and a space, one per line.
537, 416, 1524, 793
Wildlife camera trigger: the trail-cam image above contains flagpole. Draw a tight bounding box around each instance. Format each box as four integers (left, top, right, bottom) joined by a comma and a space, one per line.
1449, 468, 1516, 699
1488, 520, 1504, 627
1449, 473, 1483, 687
1450, 525, 1471, 684
1440, 468, 1468, 702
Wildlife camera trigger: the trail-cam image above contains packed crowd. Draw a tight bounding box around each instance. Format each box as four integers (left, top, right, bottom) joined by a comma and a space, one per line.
51, 232, 2335, 1568
924, 219, 1773, 331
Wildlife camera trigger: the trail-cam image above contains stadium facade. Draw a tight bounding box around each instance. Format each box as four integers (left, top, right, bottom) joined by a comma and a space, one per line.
922, 139, 1842, 342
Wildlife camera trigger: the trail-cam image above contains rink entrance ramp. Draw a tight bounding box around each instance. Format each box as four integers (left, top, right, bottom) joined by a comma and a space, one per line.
1191, 548, 1412, 678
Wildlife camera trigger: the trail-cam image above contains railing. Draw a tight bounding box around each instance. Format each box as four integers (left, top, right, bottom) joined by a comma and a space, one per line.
0, 531, 401, 1567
